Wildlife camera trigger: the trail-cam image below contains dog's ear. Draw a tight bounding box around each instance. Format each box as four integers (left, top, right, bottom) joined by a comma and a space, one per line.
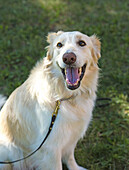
46, 31, 64, 60
90, 35, 101, 63
47, 32, 57, 44
46, 32, 57, 60
47, 31, 64, 44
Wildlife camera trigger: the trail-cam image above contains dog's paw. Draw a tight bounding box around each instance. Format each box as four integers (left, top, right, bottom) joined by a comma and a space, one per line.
78, 166, 87, 170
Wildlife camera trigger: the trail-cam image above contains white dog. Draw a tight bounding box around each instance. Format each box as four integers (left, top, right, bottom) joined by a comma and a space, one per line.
0, 31, 101, 170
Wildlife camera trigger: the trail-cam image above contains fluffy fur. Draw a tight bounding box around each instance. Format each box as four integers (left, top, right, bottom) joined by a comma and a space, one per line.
0, 31, 101, 170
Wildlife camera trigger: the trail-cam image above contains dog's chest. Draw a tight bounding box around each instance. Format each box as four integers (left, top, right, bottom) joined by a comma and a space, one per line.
31, 98, 93, 152
23, 98, 93, 168
45, 99, 93, 148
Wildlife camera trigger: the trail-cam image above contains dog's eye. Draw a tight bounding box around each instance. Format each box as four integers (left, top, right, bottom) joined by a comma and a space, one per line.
78, 40, 86, 47
57, 42, 63, 48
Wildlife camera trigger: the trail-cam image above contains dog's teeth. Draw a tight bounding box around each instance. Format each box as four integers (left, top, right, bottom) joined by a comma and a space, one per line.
79, 67, 82, 75
73, 79, 79, 86
66, 79, 78, 86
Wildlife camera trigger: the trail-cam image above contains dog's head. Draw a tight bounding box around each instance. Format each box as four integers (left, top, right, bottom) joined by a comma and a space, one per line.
46, 31, 101, 91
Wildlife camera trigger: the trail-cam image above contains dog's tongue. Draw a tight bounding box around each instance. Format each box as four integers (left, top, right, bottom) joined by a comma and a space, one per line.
66, 67, 79, 85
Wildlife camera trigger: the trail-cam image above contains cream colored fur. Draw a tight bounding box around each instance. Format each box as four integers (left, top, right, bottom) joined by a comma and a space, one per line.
0, 31, 101, 170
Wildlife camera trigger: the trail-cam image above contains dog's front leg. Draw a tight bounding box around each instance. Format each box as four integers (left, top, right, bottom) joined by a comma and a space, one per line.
38, 149, 62, 170
40, 160, 62, 170
63, 148, 87, 170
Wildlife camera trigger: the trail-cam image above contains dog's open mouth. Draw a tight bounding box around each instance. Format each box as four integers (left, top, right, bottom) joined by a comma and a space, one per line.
60, 64, 86, 90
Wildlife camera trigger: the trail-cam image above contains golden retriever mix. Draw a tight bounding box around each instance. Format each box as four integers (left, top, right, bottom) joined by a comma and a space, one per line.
0, 31, 101, 170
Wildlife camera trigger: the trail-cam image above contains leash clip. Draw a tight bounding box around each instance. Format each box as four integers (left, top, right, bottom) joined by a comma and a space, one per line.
52, 100, 60, 117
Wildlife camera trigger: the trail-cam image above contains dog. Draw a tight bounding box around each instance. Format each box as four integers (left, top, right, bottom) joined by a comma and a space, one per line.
0, 31, 101, 170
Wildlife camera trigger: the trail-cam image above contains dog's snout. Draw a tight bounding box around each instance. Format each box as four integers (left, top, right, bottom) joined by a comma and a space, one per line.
63, 52, 76, 65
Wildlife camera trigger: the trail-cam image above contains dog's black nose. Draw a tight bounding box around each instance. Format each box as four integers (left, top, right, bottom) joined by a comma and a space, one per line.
63, 52, 76, 65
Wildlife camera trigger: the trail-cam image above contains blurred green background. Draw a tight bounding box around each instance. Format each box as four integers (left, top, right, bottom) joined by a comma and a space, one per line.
0, 0, 129, 169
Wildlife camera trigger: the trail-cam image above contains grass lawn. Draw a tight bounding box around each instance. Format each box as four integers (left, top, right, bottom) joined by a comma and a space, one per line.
0, 0, 129, 169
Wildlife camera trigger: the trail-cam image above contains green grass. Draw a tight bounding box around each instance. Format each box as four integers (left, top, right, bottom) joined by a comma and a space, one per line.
0, 0, 129, 169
